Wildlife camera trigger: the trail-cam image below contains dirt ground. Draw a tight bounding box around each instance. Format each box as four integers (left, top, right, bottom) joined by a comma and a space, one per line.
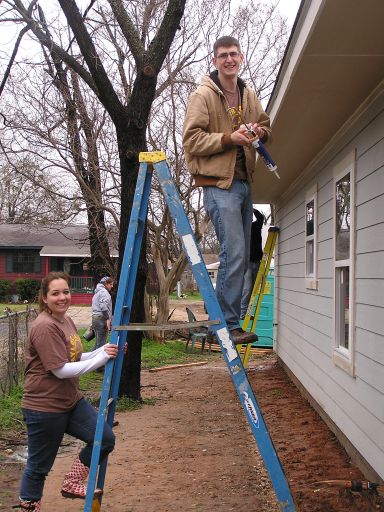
1, 302, 383, 511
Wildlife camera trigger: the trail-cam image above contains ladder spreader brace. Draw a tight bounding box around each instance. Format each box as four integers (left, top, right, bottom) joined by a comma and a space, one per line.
114, 319, 221, 331
84, 151, 298, 512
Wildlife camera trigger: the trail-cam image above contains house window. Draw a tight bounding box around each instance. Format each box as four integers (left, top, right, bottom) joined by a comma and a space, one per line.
335, 174, 351, 262
305, 185, 317, 289
335, 266, 349, 349
6, 251, 41, 273
333, 151, 355, 375
50, 257, 65, 272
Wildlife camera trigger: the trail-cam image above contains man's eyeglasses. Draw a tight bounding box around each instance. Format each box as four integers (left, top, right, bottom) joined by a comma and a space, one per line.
215, 51, 242, 60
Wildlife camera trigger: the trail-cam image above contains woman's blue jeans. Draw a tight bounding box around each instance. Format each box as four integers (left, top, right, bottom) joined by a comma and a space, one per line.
20, 398, 115, 502
203, 180, 253, 330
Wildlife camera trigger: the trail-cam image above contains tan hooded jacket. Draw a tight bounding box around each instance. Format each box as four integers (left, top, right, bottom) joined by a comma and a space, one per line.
182, 73, 271, 189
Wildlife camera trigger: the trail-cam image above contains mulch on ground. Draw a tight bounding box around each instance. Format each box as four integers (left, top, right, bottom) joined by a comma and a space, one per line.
248, 358, 384, 512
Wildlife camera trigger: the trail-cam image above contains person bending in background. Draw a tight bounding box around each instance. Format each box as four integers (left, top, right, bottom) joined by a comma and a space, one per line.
16, 272, 118, 511
92, 276, 114, 351
240, 208, 265, 319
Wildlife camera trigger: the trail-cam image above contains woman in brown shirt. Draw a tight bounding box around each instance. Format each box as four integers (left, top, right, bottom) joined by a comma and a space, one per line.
16, 272, 119, 511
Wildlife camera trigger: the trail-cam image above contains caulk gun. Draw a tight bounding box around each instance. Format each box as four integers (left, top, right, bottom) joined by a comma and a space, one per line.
247, 128, 280, 179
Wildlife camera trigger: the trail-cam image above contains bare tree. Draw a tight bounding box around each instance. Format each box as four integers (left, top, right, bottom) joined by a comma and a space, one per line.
1, 0, 187, 399
42, 51, 117, 279
146, 74, 210, 334
0, 157, 79, 223
0, 0, 289, 393
0, 60, 118, 277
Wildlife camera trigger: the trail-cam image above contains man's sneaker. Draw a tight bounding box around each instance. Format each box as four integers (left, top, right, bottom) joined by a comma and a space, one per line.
230, 328, 258, 345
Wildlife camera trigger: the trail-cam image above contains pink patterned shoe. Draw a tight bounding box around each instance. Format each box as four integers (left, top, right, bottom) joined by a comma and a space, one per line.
61, 457, 102, 499
13, 499, 41, 511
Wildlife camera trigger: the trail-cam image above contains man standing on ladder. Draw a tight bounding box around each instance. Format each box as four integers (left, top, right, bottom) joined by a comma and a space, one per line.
183, 35, 271, 345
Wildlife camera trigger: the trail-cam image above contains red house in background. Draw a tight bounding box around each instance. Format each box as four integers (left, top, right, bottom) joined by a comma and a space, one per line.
0, 224, 118, 304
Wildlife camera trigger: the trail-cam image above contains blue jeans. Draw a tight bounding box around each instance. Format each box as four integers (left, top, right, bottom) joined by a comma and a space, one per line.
203, 180, 253, 330
20, 398, 115, 501
92, 315, 108, 350
240, 260, 261, 318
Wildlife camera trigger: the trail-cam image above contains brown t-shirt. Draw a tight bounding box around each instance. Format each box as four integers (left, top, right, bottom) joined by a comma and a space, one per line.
22, 311, 84, 412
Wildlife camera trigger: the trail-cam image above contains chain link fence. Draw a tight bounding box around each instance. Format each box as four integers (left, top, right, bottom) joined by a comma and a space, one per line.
0, 307, 38, 396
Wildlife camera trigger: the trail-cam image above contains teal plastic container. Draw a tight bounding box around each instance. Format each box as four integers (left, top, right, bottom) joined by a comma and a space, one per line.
243, 268, 274, 348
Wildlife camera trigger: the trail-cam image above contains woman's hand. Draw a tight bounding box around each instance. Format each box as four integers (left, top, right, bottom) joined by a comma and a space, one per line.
104, 343, 119, 359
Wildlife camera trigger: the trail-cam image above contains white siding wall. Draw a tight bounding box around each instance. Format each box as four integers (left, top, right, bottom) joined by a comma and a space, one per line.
275, 95, 384, 478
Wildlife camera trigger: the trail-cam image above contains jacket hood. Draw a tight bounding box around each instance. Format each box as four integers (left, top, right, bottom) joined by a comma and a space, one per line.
199, 71, 246, 101
199, 74, 222, 94
94, 283, 106, 293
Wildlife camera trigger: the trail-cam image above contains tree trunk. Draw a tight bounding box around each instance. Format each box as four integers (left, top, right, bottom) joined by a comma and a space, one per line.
116, 124, 148, 399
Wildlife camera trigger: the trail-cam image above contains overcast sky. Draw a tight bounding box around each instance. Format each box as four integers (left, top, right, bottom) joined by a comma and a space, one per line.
276, 0, 302, 26
1, 0, 302, 53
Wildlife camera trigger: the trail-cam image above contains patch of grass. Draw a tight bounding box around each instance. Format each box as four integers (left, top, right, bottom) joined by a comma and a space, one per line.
116, 396, 155, 412
78, 327, 100, 352
0, 385, 24, 436
79, 369, 103, 393
141, 337, 215, 369
169, 291, 202, 301
269, 387, 286, 398
0, 303, 38, 314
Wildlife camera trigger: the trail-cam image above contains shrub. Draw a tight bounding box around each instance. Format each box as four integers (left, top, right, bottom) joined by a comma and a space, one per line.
14, 278, 40, 302
0, 279, 11, 300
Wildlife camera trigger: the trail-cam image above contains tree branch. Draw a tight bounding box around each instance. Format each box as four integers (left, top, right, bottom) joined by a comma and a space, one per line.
11, 0, 97, 94
154, 45, 199, 99
0, 25, 30, 97
107, 0, 145, 65
147, 0, 186, 72
57, 0, 124, 122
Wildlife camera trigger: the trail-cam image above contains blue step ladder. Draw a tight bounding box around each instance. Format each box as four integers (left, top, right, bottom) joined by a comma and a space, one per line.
84, 151, 298, 512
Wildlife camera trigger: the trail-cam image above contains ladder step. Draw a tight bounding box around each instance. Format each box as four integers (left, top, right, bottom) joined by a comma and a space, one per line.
113, 320, 221, 331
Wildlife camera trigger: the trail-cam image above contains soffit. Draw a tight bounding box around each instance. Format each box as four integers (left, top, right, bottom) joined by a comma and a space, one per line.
251, 0, 384, 203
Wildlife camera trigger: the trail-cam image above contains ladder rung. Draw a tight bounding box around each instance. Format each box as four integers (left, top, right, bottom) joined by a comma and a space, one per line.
113, 320, 221, 331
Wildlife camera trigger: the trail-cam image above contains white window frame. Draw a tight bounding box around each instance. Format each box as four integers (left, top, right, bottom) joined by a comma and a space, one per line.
305, 184, 318, 289
332, 150, 356, 376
